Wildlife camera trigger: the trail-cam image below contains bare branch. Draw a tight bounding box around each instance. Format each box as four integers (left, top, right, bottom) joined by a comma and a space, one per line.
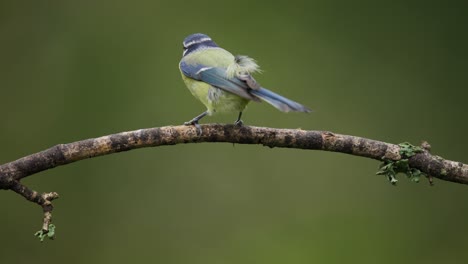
0, 124, 467, 186
1, 124, 466, 237
10, 181, 59, 240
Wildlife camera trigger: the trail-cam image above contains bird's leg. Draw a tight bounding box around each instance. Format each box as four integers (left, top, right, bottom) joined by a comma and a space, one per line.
234, 112, 243, 126
184, 111, 208, 135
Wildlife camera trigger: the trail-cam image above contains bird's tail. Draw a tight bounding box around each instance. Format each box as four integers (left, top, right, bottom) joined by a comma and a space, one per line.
250, 88, 312, 113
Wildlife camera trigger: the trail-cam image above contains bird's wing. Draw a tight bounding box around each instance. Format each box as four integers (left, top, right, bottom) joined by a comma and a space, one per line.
180, 61, 260, 101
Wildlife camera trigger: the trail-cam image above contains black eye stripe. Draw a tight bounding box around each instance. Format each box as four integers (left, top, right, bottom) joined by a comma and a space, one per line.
181, 39, 219, 57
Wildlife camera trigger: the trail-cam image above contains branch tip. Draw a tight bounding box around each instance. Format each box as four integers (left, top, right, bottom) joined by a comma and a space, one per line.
9, 181, 59, 241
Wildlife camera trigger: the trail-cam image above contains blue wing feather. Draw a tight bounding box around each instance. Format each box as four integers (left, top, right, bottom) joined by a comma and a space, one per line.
179, 61, 204, 79
180, 61, 311, 112
180, 61, 258, 101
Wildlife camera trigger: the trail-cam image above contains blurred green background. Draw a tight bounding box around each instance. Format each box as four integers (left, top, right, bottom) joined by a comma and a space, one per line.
1, 1, 467, 263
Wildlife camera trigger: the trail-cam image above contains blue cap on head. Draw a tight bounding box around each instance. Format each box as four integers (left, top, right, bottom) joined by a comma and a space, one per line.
182, 33, 218, 56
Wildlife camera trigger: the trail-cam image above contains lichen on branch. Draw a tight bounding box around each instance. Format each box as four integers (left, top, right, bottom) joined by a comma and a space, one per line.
376, 142, 429, 185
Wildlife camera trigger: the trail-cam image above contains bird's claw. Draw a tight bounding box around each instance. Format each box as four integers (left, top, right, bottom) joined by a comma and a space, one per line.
234, 119, 244, 126
184, 121, 202, 135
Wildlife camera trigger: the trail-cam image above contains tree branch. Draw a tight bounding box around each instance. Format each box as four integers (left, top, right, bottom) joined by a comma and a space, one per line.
1, 124, 467, 236
10, 181, 59, 237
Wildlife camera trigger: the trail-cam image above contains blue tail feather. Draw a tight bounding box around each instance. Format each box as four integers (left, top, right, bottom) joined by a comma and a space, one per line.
250, 88, 312, 113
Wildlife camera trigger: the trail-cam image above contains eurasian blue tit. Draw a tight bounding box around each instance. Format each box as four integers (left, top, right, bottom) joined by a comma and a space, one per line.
179, 33, 311, 130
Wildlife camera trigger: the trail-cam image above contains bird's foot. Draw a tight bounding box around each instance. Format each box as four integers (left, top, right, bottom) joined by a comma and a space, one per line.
234, 119, 244, 127
184, 120, 202, 135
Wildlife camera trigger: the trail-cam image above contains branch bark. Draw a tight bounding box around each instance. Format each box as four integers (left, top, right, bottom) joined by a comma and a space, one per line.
1, 124, 467, 235
1, 124, 467, 185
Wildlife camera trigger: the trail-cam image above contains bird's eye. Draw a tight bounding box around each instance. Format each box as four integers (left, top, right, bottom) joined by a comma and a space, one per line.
182, 46, 187, 50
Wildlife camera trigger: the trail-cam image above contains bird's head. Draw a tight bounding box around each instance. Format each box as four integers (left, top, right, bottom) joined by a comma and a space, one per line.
182, 33, 219, 57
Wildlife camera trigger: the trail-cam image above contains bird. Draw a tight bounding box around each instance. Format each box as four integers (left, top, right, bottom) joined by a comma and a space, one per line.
179, 33, 311, 132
